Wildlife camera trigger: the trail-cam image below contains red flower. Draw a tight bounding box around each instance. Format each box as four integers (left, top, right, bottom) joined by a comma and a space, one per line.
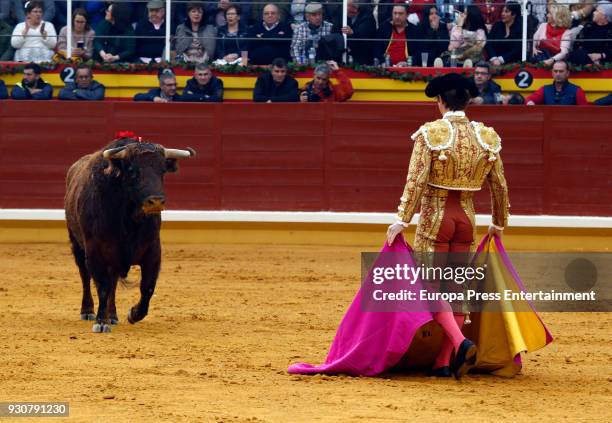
115, 130, 136, 139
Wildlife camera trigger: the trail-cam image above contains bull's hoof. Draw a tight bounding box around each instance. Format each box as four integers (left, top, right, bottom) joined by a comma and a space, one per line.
127, 309, 136, 324
110, 317, 119, 325
80, 313, 96, 321
92, 323, 112, 333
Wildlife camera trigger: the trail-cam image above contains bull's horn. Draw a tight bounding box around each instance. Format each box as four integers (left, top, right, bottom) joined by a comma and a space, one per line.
164, 148, 196, 159
102, 146, 128, 159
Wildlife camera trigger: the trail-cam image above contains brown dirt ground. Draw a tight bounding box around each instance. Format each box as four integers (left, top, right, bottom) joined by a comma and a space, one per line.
0, 242, 610, 423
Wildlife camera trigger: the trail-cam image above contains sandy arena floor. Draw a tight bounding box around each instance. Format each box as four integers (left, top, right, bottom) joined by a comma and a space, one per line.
0, 242, 610, 422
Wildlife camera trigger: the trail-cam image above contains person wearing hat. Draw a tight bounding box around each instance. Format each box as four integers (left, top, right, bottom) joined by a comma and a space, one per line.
135, 0, 173, 63
386, 72, 510, 379
290, 2, 333, 63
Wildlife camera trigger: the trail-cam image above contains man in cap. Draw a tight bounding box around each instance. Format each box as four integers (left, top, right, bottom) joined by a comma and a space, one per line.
135, 0, 173, 63
290, 2, 334, 62
386, 73, 510, 380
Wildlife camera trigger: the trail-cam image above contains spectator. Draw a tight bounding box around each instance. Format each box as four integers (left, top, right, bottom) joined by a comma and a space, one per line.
174, 1, 216, 63
290, 2, 333, 62
569, 1, 612, 65
94, 2, 135, 63
0, 0, 11, 23
215, 4, 248, 63
0, 13, 14, 61
299, 61, 353, 102
528, 0, 547, 25
253, 57, 298, 102
473, 0, 502, 30
52, 0, 72, 30
433, 0, 474, 25
56, 8, 95, 61
418, 5, 449, 67
134, 69, 181, 102
135, 0, 171, 63
447, 5, 486, 66
532, 3, 572, 66
58, 65, 105, 100
250, 1, 290, 26
594, 93, 612, 105
11, 1, 57, 63
471, 62, 504, 104
0, 79, 7, 99
341, 0, 376, 65
320, 0, 344, 30
181, 63, 224, 102
486, 1, 523, 66
11, 62, 53, 99
206, 0, 250, 27
289, 0, 306, 30
247, 4, 292, 65
525, 60, 588, 105
569, 0, 597, 24
85, 1, 113, 28
12, 0, 55, 23
375, 4, 421, 66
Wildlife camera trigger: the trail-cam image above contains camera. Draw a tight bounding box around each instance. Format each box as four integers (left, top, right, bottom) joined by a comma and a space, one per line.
303, 84, 332, 102
305, 87, 321, 102
77, 41, 84, 49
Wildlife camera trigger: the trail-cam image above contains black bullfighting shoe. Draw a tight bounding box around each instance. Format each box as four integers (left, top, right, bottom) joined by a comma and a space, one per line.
452, 339, 477, 380
427, 366, 452, 377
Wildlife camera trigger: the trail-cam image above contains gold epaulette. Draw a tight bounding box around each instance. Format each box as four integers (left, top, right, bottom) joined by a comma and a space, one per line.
411, 119, 453, 151
471, 122, 502, 153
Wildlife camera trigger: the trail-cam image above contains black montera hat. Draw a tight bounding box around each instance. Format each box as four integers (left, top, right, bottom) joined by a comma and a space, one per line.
425, 73, 479, 98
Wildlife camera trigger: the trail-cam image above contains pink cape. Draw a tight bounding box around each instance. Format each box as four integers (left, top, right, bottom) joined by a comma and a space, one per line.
288, 234, 433, 376
287, 234, 553, 377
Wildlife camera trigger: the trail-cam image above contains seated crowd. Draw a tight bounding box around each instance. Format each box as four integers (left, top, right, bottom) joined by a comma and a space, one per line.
0, 58, 355, 102
0, 0, 609, 105
0, 0, 608, 67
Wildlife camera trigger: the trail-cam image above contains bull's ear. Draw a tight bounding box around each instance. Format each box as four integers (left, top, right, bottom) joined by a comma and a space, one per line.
165, 159, 178, 173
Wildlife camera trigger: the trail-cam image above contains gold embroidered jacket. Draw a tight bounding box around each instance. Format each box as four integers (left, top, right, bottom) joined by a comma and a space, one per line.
397, 115, 509, 228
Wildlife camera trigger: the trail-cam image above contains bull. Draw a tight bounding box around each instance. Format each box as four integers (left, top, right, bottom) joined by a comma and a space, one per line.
64, 136, 195, 333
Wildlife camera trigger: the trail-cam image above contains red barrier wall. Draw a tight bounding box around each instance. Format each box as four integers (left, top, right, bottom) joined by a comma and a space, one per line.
0, 101, 610, 216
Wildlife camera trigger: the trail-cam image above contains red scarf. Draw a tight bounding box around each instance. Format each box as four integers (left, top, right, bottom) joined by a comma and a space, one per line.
540, 24, 565, 55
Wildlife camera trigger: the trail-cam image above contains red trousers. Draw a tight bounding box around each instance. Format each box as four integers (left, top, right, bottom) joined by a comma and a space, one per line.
433, 191, 473, 253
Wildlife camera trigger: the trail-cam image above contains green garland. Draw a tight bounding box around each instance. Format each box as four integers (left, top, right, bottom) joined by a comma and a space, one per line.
0, 59, 610, 81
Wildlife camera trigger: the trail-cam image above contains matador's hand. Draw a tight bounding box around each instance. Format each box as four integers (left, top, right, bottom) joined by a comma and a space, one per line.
488, 225, 503, 239
387, 222, 406, 246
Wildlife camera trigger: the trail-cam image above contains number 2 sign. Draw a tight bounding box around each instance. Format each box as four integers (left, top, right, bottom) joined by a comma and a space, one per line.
514, 70, 534, 89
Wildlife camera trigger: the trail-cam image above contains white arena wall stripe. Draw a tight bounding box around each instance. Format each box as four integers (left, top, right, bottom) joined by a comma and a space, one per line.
0, 209, 611, 228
